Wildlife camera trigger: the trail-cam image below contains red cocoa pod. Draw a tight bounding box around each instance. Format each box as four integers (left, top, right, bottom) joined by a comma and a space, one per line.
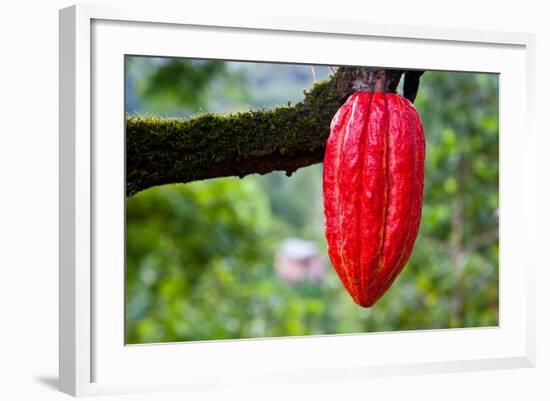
323, 92, 425, 307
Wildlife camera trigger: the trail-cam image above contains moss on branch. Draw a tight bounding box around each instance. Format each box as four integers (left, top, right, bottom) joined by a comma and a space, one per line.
126, 67, 404, 196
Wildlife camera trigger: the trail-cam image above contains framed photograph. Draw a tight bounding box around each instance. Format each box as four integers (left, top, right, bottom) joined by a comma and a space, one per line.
59, 4, 536, 396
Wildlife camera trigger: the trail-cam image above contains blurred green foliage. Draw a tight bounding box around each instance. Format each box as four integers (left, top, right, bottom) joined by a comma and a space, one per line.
126, 57, 250, 116
125, 58, 499, 344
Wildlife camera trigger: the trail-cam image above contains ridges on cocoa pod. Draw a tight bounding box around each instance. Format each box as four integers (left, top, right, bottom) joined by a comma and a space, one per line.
323, 92, 425, 307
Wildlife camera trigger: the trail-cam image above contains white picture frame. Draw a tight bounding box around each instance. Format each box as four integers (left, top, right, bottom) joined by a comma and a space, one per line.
59, 3, 536, 397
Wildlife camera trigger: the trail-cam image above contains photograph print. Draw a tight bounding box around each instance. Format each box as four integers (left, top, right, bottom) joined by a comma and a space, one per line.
124, 56, 499, 344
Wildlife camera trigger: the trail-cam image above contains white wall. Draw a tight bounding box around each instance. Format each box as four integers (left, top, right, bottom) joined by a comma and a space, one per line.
0, 0, 548, 399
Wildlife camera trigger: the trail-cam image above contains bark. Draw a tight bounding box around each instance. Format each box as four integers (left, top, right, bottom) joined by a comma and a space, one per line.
126, 67, 405, 196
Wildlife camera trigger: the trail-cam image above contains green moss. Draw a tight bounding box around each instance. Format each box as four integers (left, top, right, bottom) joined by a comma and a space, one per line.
126, 69, 355, 196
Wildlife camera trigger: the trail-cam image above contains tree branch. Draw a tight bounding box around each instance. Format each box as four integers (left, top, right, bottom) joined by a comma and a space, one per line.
126, 67, 404, 196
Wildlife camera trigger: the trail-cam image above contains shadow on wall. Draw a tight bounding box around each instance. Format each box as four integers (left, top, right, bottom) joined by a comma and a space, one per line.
35, 376, 58, 391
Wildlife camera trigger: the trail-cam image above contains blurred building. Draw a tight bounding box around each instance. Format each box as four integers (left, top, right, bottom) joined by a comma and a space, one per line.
274, 238, 325, 284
